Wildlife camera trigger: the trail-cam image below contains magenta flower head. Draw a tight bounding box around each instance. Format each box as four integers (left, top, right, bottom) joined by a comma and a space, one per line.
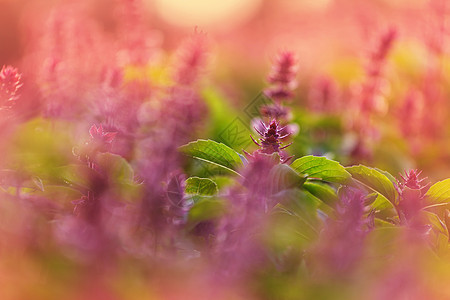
0, 65, 22, 108
248, 119, 293, 163
83, 124, 118, 155
264, 51, 298, 102
395, 169, 430, 224
89, 124, 117, 144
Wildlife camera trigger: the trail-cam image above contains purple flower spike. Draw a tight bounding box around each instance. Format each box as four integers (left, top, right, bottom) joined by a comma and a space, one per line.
264, 51, 298, 102
250, 119, 292, 155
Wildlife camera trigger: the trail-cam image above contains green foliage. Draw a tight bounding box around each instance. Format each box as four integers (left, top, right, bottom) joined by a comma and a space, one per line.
95, 153, 141, 203
53, 154, 141, 203
188, 198, 227, 225
303, 181, 339, 207
346, 165, 398, 208
269, 164, 306, 194
425, 179, 450, 204
95, 153, 134, 183
55, 164, 101, 190
8, 118, 73, 179
290, 155, 351, 184
185, 177, 218, 196
179, 139, 244, 176
273, 189, 321, 243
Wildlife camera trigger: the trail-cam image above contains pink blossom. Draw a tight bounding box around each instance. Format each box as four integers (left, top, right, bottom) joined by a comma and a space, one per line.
172, 32, 209, 86
264, 51, 298, 102
0, 65, 22, 107
89, 124, 117, 144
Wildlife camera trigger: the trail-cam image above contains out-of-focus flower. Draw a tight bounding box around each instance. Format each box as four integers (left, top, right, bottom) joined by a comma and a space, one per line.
264, 51, 298, 102
308, 75, 340, 113
116, 0, 161, 66
369, 28, 397, 71
161, 86, 208, 142
260, 103, 290, 119
345, 28, 397, 162
74, 124, 118, 165
397, 90, 424, 140
172, 32, 209, 86
311, 187, 372, 277
359, 27, 397, 115
0, 65, 22, 108
89, 124, 117, 144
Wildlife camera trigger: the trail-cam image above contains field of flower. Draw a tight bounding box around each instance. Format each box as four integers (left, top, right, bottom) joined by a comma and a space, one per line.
1, 0, 450, 299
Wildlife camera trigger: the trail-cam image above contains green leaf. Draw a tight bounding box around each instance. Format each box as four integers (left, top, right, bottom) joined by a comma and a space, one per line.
375, 168, 397, 184
95, 153, 134, 183
210, 175, 234, 191
425, 178, 450, 204
346, 165, 398, 205
265, 193, 321, 251
269, 164, 306, 194
303, 181, 338, 206
34, 185, 82, 206
374, 218, 396, 228
290, 155, 351, 184
9, 118, 73, 178
179, 139, 243, 176
371, 194, 396, 211
273, 189, 321, 240
188, 198, 227, 224
185, 177, 218, 196
424, 211, 448, 236
54, 164, 102, 190
95, 153, 142, 203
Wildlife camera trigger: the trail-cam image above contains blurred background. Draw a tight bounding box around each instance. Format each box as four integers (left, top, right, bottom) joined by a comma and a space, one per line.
0, 0, 450, 299
2, 0, 449, 177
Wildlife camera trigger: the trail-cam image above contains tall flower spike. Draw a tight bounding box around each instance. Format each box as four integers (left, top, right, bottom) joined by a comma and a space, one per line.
360, 28, 397, 114
370, 27, 397, 69
264, 51, 298, 102
308, 76, 340, 113
172, 32, 209, 86
0, 65, 22, 108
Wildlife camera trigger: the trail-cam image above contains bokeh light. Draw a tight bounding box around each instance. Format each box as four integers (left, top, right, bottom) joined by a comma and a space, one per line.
151, 0, 262, 29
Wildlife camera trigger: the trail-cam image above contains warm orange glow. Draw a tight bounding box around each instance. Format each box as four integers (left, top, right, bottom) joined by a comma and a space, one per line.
151, 0, 262, 29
